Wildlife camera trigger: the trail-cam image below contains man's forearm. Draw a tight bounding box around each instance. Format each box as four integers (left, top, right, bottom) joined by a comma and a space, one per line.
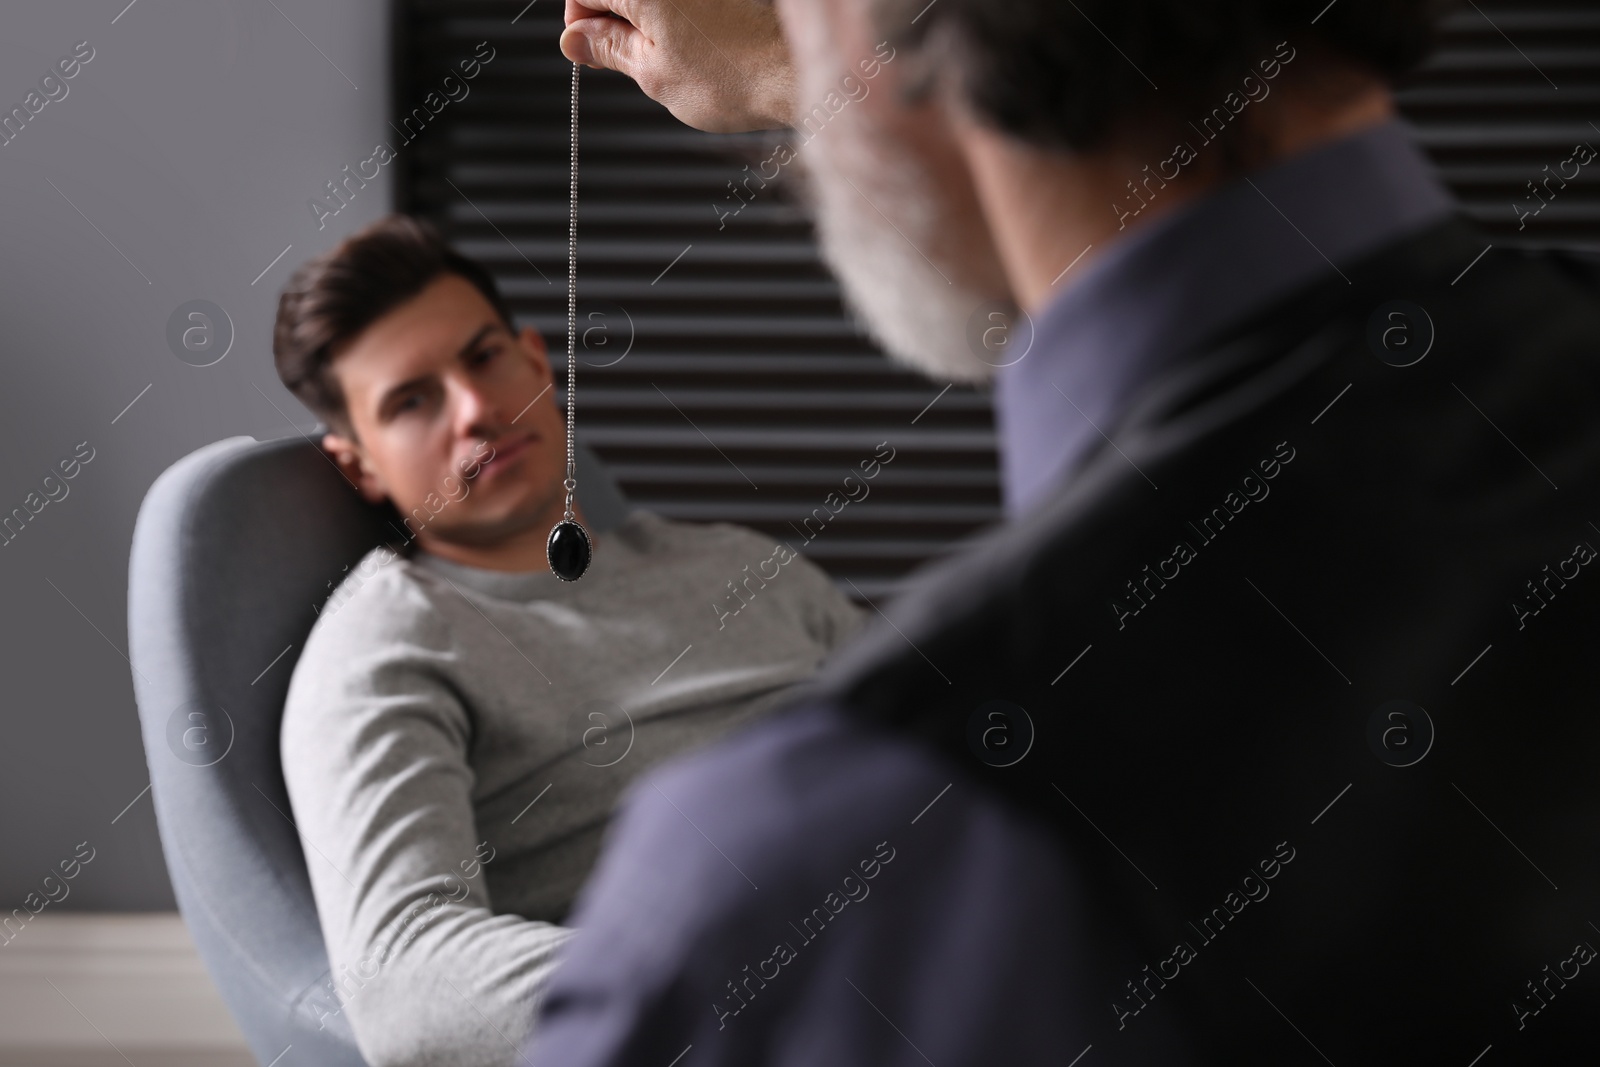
328, 906, 575, 1067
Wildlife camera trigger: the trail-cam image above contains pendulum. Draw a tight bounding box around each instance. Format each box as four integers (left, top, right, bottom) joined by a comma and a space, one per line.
548, 61, 592, 582
548, 63, 591, 581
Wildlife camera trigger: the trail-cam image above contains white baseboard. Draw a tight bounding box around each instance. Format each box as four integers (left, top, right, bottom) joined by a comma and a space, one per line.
0, 913, 253, 1066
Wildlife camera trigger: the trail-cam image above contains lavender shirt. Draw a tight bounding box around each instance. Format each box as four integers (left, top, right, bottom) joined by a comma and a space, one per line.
997, 117, 1453, 516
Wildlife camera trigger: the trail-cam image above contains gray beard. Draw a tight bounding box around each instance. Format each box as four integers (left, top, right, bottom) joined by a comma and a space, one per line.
794, 81, 1013, 384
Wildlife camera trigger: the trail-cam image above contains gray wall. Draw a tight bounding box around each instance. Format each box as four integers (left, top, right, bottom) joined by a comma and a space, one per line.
0, 0, 392, 909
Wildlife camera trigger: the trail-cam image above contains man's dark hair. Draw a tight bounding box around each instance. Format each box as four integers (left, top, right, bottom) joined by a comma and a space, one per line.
273, 214, 516, 437
883, 0, 1456, 153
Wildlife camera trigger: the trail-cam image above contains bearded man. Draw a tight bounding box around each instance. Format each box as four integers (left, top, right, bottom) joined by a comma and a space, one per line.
524, 1, 1600, 1063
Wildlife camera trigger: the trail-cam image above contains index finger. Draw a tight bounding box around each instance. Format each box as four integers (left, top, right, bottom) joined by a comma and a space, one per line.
565, 0, 640, 25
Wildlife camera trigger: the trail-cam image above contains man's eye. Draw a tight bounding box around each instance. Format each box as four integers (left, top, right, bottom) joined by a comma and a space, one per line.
472, 347, 499, 366
396, 393, 422, 413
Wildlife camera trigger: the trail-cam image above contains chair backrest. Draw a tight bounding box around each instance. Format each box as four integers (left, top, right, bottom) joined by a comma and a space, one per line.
127, 433, 630, 1066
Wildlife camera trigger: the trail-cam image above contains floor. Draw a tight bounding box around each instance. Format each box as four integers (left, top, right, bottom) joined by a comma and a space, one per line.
0, 914, 254, 1066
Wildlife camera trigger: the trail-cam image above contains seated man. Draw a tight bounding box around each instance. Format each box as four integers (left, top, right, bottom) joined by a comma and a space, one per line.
273, 214, 866, 1067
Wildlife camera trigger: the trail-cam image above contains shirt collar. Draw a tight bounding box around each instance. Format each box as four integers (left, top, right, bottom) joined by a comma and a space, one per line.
994, 117, 1456, 518
412, 548, 564, 602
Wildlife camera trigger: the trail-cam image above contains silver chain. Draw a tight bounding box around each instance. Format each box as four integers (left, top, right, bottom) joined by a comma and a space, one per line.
562, 61, 580, 523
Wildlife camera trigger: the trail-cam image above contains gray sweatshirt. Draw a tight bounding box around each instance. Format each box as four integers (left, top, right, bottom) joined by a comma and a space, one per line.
280, 510, 865, 1067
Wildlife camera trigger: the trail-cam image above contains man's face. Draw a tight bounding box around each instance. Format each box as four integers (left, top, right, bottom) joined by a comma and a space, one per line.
322, 273, 570, 549
776, 0, 1013, 383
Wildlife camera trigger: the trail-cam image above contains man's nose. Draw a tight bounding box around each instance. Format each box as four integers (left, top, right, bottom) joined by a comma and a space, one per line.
448, 372, 502, 437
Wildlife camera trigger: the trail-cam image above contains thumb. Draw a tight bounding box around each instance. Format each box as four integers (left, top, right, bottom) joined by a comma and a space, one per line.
561, 19, 644, 78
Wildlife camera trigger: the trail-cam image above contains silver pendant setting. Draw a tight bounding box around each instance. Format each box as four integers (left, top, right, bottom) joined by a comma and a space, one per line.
547, 518, 592, 582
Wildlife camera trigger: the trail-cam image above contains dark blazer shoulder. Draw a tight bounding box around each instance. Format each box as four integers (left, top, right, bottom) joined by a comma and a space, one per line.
803, 217, 1600, 725
788, 217, 1600, 1060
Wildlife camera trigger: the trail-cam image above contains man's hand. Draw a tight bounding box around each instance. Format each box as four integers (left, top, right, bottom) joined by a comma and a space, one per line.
562, 0, 796, 133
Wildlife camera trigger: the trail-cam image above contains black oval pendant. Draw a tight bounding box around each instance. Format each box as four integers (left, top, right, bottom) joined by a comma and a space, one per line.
547, 519, 592, 582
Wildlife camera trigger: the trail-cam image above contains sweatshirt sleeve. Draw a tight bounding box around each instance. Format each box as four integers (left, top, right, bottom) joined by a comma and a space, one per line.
281, 568, 576, 1067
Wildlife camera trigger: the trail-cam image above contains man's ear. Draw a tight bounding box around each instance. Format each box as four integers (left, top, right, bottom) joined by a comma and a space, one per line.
321, 430, 390, 505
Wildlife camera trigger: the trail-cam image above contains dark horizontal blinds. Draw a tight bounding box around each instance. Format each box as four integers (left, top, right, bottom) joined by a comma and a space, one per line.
1396, 0, 1600, 242
396, 0, 1594, 599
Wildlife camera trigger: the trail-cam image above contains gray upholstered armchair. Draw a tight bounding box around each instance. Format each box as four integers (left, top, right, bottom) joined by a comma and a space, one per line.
126, 432, 629, 1066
